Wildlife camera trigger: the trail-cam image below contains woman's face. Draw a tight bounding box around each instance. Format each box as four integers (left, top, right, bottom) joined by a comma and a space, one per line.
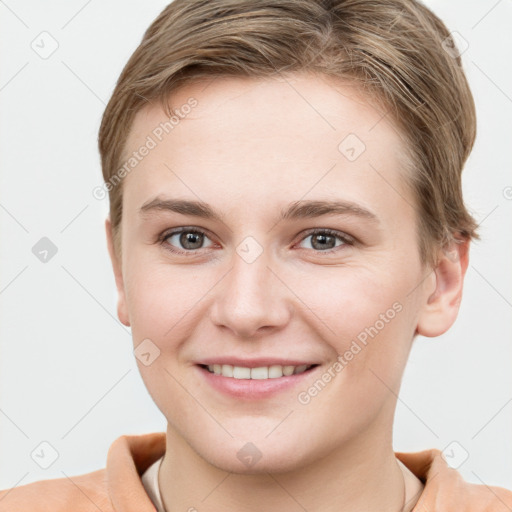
108, 73, 450, 473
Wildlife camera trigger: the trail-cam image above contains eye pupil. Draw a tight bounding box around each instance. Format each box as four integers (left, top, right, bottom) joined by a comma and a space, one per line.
180, 231, 203, 249
311, 233, 335, 250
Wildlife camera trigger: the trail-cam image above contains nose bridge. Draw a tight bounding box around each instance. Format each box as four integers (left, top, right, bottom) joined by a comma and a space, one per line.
211, 242, 290, 338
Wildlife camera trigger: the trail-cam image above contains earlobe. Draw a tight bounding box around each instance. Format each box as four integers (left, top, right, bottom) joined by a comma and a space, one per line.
105, 217, 130, 327
416, 239, 469, 338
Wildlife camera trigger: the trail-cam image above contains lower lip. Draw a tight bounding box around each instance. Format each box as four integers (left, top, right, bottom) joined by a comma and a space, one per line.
196, 365, 320, 400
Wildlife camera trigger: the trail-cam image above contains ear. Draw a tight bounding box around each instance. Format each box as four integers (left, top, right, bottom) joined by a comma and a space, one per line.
105, 217, 130, 327
416, 239, 470, 337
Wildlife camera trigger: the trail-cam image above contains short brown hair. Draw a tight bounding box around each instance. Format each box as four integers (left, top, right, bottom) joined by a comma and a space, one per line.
98, 0, 479, 265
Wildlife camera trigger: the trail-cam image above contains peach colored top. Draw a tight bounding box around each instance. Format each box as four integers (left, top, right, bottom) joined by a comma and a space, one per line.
1, 431, 511, 511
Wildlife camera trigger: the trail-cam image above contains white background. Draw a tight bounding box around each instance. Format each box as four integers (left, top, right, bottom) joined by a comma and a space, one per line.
1, 0, 511, 491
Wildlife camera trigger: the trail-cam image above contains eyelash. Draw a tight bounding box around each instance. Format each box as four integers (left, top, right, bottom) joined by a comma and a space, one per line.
157, 226, 355, 257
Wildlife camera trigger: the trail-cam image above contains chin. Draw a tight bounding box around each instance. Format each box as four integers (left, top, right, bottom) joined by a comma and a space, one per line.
196, 435, 312, 475
211, 451, 306, 475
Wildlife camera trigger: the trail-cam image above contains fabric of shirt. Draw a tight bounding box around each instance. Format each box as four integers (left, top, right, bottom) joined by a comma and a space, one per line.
1, 431, 511, 511
141, 456, 165, 512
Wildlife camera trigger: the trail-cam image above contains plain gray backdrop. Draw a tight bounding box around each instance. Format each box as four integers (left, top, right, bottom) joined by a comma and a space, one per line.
1, 0, 511, 490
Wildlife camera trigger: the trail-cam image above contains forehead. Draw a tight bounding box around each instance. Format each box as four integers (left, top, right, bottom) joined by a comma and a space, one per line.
122, 73, 413, 222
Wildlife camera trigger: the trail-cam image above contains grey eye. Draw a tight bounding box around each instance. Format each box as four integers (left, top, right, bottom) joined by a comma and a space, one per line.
165, 230, 214, 251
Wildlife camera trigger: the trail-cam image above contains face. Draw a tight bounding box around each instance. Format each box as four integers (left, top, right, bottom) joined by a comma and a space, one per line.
107, 73, 464, 473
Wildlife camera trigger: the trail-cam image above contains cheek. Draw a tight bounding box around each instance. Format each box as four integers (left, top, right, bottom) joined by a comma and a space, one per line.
124, 261, 205, 338
291, 267, 415, 386
292, 266, 405, 336
124, 266, 203, 422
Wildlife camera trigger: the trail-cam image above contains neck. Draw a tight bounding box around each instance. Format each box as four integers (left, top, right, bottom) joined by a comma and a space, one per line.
158, 421, 408, 512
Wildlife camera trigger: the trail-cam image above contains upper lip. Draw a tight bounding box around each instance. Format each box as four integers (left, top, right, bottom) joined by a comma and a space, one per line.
196, 357, 319, 368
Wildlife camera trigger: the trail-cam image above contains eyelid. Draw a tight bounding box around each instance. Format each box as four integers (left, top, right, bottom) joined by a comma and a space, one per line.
158, 226, 217, 256
292, 228, 355, 254
295, 227, 355, 246
158, 226, 355, 255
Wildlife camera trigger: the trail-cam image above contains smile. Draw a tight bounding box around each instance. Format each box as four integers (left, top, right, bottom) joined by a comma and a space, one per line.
201, 363, 318, 379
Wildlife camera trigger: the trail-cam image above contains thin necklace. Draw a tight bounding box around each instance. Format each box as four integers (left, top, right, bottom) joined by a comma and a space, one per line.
399, 460, 408, 512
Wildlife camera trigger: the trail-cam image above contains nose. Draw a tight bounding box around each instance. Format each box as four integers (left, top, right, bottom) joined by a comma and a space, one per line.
209, 248, 292, 339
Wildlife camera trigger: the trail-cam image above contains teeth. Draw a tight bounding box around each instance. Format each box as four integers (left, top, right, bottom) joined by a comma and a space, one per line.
233, 366, 251, 379
283, 365, 295, 376
220, 364, 233, 377
206, 364, 313, 379
294, 364, 308, 375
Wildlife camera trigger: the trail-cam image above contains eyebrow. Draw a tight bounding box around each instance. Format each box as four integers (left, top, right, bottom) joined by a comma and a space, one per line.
139, 197, 379, 224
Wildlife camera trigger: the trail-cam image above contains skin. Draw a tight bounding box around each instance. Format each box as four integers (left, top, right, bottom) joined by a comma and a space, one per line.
106, 73, 469, 512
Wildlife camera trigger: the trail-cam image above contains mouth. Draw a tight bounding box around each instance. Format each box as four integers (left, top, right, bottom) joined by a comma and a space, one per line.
198, 363, 319, 379
196, 362, 322, 400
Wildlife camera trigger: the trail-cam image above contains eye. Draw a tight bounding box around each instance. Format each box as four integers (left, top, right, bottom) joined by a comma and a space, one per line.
160, 227, 215, 255
158, 226, 354, 256
296, 228, 354, 253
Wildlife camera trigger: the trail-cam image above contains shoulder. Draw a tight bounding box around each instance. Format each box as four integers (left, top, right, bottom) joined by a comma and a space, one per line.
460, 481, 512, 512
0, 431, 165, 512
397, 448, 512, 512
0, 468, 113, 512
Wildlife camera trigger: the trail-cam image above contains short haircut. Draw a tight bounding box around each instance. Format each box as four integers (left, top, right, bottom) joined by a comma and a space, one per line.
98, 0, 479, 265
